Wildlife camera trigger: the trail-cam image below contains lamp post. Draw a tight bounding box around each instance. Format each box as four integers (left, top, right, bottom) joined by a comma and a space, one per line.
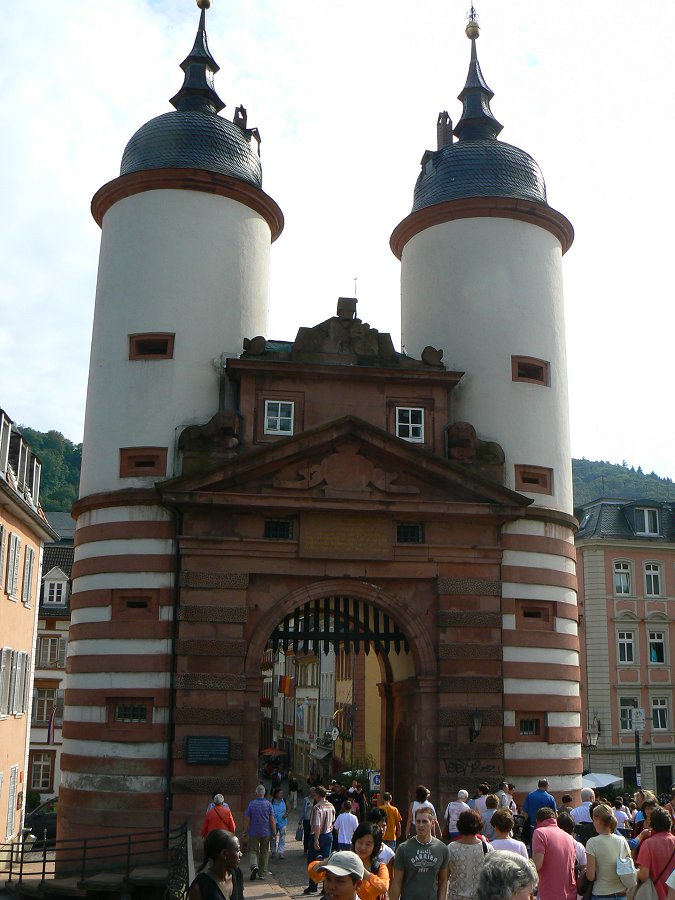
469, 709, 483, 742
582, 716, 600, 772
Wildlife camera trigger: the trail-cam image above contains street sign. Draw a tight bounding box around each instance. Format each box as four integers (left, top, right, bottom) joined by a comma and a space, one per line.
633, 708, 646, 732
369, 771, 381, 792
331, 726, 340, 742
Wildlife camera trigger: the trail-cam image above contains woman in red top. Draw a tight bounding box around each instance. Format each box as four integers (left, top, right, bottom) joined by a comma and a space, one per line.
201, 795, 236, 838
636, 808, 675, 900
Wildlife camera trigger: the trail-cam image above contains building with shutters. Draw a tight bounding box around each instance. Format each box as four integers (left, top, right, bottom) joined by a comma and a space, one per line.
60, 4, 581, 843
28, 512, 74, 802
576, 499, 675, 795
0, 408, 56, 845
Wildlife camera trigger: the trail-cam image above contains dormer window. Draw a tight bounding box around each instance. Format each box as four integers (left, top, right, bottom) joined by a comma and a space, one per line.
635, 507, 660, 536
44, 581, 67, 605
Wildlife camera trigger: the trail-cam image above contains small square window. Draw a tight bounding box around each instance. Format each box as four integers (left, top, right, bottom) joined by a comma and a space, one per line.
514, 465, 553, 495
129, 333, 175, 360
511, 356, 550, 386
396, 523, 424, 544
515, 600, 553, 631
396, 407, 424, 443
519, 718, 541, 737
264, 401, 294, 436
113, 701, 149, 724
264, 519, 293, 540
119, 447, 167, 477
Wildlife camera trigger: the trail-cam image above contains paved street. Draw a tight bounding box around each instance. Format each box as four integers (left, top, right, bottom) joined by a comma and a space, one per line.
244, 827, 311, 899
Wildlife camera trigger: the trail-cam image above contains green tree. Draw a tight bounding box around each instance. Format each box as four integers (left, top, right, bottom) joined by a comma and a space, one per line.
19, 427, 82, 512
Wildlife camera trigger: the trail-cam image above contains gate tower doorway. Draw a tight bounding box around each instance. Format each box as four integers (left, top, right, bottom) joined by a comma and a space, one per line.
260, 594, 413, 797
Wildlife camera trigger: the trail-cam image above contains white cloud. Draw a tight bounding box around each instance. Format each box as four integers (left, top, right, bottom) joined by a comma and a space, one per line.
0, 0, 672, 479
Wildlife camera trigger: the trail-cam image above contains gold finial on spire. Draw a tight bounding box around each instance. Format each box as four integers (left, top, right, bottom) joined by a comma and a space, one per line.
466, 4, 480, 40
196, 0, 211, 9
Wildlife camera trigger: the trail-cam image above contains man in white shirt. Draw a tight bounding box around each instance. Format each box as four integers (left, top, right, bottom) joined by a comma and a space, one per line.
571, 789, 595, 824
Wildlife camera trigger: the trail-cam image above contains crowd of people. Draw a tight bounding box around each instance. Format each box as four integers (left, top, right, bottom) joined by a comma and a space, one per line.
188, 776, 675, 900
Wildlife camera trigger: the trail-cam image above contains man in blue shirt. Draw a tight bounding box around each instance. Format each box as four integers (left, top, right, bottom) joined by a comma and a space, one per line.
522, 779, 557, 847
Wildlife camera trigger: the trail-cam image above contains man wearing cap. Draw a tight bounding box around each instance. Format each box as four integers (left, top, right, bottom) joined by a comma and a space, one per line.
312, 851, 365, 900
390, 806, 449, 900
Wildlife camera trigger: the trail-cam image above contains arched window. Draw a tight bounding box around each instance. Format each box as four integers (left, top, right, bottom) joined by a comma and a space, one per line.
613, 561, 631, 596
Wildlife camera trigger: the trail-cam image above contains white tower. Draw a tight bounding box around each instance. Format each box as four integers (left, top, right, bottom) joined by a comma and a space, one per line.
391, 12, 582, 798
80, 3, 283, 498
62, 3, 282, 841
391, 15, 574, 514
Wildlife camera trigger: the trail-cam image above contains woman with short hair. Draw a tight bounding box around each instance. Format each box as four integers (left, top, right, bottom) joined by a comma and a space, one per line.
189, 830, 243, 900
489, 809, 528, 859
444, 791, 471, 842
477, 849, 538, 900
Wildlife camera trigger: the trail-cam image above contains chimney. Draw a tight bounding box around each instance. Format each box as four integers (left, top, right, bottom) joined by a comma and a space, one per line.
437, 111, 453, 150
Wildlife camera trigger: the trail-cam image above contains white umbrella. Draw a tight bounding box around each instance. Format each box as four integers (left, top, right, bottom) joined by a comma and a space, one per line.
582, 773, 622, 789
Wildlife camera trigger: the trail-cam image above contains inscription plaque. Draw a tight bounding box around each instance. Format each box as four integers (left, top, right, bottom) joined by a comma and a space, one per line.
186, 736, 231, 766
300, 513, 391, 560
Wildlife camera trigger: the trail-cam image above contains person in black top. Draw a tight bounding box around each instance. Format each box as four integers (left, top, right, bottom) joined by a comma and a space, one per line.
189, 829, 244, 900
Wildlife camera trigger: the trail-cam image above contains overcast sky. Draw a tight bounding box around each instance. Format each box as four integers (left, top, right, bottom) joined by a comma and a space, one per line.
0, 1, 672, 479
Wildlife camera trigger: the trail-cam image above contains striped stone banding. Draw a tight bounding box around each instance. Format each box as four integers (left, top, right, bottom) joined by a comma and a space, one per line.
180, 571, 249, 589
172, 707, 246, 725
60, 754, 166, 776
504, 694, 581, 712
505, 758, 583, 776
502, 565, 577, 591
72, 554, 174, 578
70, 587, 174, 609
436, 578, 500, 595
437, 610, 501, 627
503, 726, 582, 744
177, 605, 247, 622
75, 521, 175, 545
502, 597, 579, 620
176, 639, 247, 656
172, 776, 242, 794
439, 644, 501, 660
72, 490, 162, 518
65, 688, 170, 705
69, 622, 172, 641
502, 534, 576, 559
440, 676, 503, 693
503, 662, 580, 681
438, 708, 502, 727
67, 655, 171, 673
61, 722, 168, 742
502, 630, 579, 650
174, 673, 246, 691
59, 785, 164, 811
438, 743, 503, 757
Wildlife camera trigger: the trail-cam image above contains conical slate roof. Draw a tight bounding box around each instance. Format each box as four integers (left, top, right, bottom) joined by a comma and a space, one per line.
412, 15, 547, 212
120, 6, 262, 187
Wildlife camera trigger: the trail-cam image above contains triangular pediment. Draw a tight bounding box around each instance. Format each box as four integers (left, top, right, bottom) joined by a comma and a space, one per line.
161, 416, 531, 510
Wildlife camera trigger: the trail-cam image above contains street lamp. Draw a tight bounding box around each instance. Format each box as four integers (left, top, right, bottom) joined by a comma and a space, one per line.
469, 709, 483, 742
582, 716, 600, 772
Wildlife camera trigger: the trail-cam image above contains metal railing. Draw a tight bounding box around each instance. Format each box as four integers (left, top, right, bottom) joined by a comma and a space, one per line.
1, 821, 189, 899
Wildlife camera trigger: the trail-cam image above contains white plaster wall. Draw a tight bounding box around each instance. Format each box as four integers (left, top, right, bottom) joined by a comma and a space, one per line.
400, 216, 572, 512
80, 189, 272, 497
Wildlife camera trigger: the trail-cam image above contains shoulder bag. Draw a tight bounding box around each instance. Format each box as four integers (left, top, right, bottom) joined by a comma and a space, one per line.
617, 836, 638, 889
628, 843, 675, 900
